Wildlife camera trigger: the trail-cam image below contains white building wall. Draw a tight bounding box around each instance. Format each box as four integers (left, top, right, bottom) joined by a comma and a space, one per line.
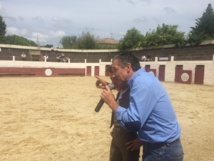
204, 63, 214, 85
165, 63, 176, 82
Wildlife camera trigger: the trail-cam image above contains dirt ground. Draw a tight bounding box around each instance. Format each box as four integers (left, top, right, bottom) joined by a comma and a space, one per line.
0, 76, 213, 161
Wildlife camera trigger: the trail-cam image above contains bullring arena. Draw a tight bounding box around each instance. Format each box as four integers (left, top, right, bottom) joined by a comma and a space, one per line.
0, 44, 214, 161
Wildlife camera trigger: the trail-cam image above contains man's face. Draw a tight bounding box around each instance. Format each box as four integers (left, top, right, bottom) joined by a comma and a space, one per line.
109, 73, 120, 91
110, 72, 127, 91
111, 59, 129, 83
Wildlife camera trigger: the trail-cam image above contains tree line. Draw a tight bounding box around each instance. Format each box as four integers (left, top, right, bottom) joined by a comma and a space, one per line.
0, 3, 214, 50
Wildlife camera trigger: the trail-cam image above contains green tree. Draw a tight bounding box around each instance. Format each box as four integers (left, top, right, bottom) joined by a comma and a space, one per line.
60, 36, 77, 49
143, 24, 186, 47
0, 15, 7, 43
118, 27, 143, 50
4, 35, 37, 46
43, 44, 54, 48
187, 3, 214, 46
75, 32, 97, 49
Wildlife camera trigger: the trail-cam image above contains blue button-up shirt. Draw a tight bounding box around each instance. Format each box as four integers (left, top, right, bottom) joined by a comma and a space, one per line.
116, 68, 181, 143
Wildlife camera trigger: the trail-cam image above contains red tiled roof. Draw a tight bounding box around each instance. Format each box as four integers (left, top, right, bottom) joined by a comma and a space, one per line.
96, 38, 119, 45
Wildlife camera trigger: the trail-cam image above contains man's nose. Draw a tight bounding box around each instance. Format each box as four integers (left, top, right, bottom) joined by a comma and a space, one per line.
111, 73, 116, 78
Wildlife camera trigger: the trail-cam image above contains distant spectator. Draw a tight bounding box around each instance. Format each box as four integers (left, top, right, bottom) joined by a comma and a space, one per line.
65, 56, 70, 63
56, 54, 61, 62
43, 54, 49, 62
61, 53, 65, 58
21, 52, 27, 60
51, 47, 55, 52
60, 53, 65, 62
146, 55, 151, 61
141, 55, 146, 61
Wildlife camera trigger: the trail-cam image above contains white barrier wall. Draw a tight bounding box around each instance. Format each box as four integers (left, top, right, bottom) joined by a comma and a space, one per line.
0, 56, 213, 85
96, 56, 214, 85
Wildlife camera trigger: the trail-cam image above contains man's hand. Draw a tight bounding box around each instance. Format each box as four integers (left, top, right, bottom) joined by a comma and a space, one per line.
101, 85, 119, 112
125, 138, 143, 151
95, 75, 108, 89
110, 131, 113, 137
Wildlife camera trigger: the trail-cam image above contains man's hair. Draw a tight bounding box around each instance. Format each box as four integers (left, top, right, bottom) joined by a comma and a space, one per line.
106, 65, 113, 74
113, 53, 141, 71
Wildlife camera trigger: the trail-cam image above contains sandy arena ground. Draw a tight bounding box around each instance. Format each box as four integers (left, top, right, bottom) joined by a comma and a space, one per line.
0, 76, 213, 161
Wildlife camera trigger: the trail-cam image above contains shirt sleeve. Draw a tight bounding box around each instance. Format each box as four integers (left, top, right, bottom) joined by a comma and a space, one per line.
115, 76, 156, 132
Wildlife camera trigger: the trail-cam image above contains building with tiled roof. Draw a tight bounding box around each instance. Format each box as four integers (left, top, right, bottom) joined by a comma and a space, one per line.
96, 38, 119, 45
96, 38, 119, 49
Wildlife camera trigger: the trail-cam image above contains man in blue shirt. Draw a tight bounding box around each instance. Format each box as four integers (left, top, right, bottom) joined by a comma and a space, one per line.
96, 67, 142, 161
99, 53, 184, 161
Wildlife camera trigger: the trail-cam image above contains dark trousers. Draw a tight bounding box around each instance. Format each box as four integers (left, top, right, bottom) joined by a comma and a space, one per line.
110, 127, 140, 161
142, 139, 184, 161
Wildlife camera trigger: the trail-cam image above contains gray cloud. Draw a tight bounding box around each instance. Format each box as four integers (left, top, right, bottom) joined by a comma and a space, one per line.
133, 17, 148, 23
3, 15, 16, 22
127, 0, 136, 5
151, 17, 160, 25
51, 17, 73, 31
0, 4, 4, 13
32, 16, 44, 23
127, 0, 152, 5
7, 27, 28, 36
51, 17, 73, 25
164, 7, 176, 14
18, 16, 24, 21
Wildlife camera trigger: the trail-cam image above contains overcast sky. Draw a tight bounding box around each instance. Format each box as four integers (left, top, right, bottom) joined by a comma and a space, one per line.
0, 0, 213, 47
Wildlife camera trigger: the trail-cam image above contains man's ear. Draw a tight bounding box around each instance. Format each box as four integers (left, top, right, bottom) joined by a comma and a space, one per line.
126, 63, 132, 73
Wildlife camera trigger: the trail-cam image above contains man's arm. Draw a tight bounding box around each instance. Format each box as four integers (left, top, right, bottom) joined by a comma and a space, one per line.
95, 75, 119, 111
100, 85, 119, 112
95, 75, 108, 89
